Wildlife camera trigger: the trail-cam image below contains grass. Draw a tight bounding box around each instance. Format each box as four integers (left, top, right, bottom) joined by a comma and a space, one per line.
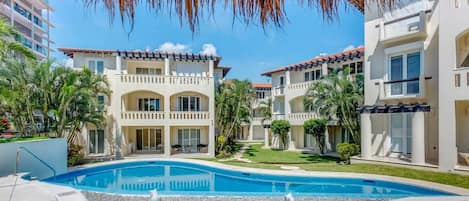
0, 135, 50, 144
199, 144, 469, 189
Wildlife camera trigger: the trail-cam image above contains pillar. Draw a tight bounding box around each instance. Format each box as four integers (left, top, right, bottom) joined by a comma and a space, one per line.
114, 121, 122, 159
208, 60, 214, 77
287, 131, 294, 150
324, 128, 331, 153
321, 63, 328, 76
164, 125, 171, 157
208, 78, 216, 157
164, 58, 170, 76
248, 125, 254, 141
412, 111, 425, 165
360, 113, 372, 159
208, 121, 215, 157
264, 127, 270, 148
116, 55, 122, 74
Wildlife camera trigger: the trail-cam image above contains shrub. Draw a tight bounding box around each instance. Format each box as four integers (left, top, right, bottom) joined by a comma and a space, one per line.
68, 144, 84, 166
337, 143, 360, 165
271, 120, 291, 150
304, 118, 327, 154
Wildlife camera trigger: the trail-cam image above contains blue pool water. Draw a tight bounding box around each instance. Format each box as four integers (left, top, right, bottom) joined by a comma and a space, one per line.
44, 161, 454, 198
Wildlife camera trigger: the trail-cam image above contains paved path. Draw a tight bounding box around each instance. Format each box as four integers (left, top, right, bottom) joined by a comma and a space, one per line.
219, 143, 252, 163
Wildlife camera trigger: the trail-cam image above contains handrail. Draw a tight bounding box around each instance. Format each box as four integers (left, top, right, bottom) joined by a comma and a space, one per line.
374, 76, 432, 85
15, 146, 56, 179
375, 9, 432, 28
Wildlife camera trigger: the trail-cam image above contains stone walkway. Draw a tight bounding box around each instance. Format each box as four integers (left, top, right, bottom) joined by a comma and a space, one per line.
219, 143, 252, 163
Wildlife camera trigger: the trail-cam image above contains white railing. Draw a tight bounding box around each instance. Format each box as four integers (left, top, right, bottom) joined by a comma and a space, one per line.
454, 67, 469, 88
168, 76, 211, 85
379, 11, 427, 42
288, 113, 317, 121
120, 74, 165, 84
121, 111, 165, 120
273, 113, 285, 120
120, 74, 211, 85
169, 111, 210, 120
287, 81, 315, 90
272, 87, 285, 96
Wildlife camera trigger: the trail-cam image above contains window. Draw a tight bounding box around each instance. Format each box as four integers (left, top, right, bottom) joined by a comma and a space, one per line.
177, 128, 201, 146
89, 129, 105, 154
177, 96, 201, 111
138, 98, 160, 111
350, 63, 356, 74
279, 76, 285, 86
304, 72, 310, 81
88, 60, 104, 74
390, 113, 412, 154
256, 91, 265, 99
388, 51, 421, 96
315, 69, 321, 80
136, 68, 161, 75
357, 62, 363, 73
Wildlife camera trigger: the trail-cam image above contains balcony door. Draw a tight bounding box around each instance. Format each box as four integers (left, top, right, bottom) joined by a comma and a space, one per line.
388, 51, 421, 96
177, 96, 201, 111
390, 113, 412, 154
138, 98, 160, 111
136, 128, 162, 152
177, 128, 201, 153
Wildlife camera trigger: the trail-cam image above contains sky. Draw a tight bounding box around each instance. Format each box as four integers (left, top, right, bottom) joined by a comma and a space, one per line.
50, 1, 364, 83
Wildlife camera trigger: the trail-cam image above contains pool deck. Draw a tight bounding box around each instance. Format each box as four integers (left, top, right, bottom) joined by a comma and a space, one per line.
2, 158, 469, 201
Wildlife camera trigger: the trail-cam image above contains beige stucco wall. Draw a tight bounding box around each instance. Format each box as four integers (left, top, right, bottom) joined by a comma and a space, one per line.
126, 60, 165, 74
123, 91, 165, 111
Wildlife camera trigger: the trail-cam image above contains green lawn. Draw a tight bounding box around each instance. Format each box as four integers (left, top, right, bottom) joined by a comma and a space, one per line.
0, 135, 50, 144
200, 144, 469, 189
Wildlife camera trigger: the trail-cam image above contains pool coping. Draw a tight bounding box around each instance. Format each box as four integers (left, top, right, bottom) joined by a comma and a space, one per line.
65, 158, 469, 196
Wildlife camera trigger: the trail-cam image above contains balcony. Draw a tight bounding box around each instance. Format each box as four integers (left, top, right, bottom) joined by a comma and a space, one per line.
288, 112, 318, 125
168, 111, 210, 120
287, 81, 314, 90
272, 86, 285, 96
121, 111, 165, 120
378, 75, 428, 100
120, 74, 211, 85
379, 11, 427, 44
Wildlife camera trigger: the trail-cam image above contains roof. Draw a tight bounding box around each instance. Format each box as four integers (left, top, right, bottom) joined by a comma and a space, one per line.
58, 48, 221, 64
252, 83, 272, 88
216, 65, 231, 77
261, 46, 364, 76
348, 0, 364, 13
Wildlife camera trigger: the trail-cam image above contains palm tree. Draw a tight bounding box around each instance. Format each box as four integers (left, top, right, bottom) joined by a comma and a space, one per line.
258, 98, 272, 126
215, 79, 254, 153
304, 69, 363, 144
0, 19, 35, 61
85, 0, 394, 32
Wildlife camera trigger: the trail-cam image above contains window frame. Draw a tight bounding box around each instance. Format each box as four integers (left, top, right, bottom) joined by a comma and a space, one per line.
87, 60, 105, 74
88, 129, 105, 154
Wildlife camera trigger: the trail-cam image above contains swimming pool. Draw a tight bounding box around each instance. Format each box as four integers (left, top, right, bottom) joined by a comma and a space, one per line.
44, 160, 454, 199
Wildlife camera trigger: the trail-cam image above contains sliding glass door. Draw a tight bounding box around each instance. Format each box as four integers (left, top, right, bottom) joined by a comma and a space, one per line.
177, 128, 201, 153
177, 96, 201, 111
136, 128, 163, 152
89, 129, 104, 154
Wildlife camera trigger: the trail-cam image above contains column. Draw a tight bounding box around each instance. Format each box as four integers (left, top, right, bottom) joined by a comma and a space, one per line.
360, 113, 372, 159
116, 55, 122, 74
208, 60, 214, 77
208, 81, 216, 157
208, 122, 215, 157
263, 127, 270, 148
164, 125, 171, 157
321, 63, 328, 76
164, 58, 170, 76
287, 131, 294, 150
248, 125, 254, 141
285, 70, 291, 85
114, 121, 122, 159
412, 111, 425, 165
324, 128, 331, 153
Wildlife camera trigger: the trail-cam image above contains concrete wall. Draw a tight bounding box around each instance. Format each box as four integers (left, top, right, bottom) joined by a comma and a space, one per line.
0, 138, 67, 179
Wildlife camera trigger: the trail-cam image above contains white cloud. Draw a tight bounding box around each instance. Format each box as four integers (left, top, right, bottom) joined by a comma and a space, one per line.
157, 42, 191, 53
343, 45, 355, 51
200, 43, 217, 55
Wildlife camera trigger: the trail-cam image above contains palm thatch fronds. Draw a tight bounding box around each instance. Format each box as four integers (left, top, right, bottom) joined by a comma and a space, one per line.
83, 0, 396, 32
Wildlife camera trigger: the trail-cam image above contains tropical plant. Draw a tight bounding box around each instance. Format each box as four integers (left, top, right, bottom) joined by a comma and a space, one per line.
0, 19, 35, 61
304, 69, 364, 144
258, 98, 272, 126
304, 118, 328, 154
215, 79, 254, 153
86, 1, 397, 32
0, 117, 9, 133
271, 119, 290, 150
337, 143, 360, 164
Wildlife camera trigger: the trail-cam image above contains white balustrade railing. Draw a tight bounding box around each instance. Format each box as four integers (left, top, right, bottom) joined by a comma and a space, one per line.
287, 81, 315, 90
121, 111, 165, 120
120, 74, 165, 84
120, 74, 211, 85
288, 112, 317, 121
168, 76, 211, 85
169, 111, 210, 120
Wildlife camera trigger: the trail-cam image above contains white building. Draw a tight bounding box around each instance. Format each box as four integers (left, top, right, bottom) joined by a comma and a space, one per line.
236, 83, 272, 143
59, 48, 230, 158
261, 47, 364, 152
358, 0, 469, 172
0, 0, 53, 59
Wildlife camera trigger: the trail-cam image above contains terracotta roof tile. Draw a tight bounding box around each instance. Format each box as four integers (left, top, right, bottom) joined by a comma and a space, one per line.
261, 46, 364, 76
252, 83, 272, 88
